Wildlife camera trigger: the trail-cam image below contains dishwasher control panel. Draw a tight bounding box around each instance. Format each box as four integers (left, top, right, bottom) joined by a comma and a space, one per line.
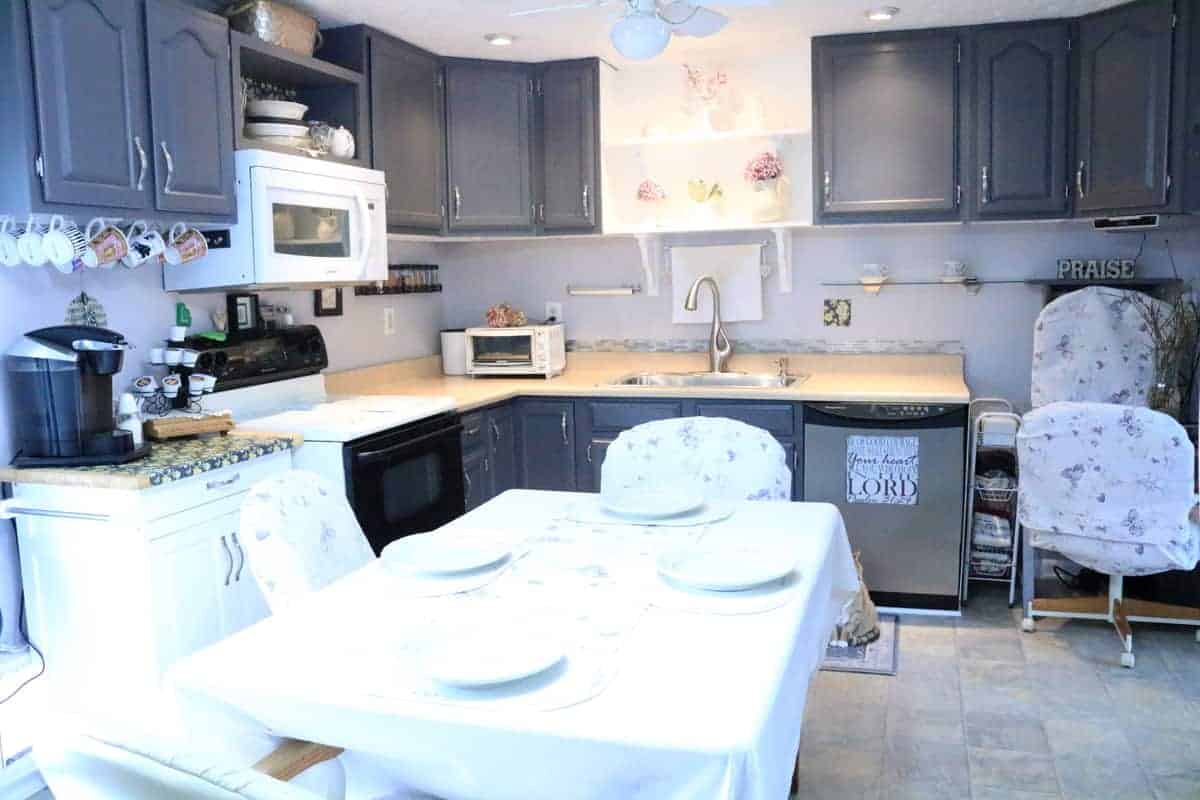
807, 402, 962, 422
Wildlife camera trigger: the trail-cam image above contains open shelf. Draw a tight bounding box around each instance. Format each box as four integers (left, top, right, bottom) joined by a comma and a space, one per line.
232, 32, 363, 89
606, 128, 807, 147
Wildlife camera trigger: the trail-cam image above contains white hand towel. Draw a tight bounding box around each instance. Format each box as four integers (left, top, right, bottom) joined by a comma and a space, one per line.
670, 244, 763, 323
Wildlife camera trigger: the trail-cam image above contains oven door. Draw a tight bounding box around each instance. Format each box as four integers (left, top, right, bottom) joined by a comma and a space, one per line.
249, 165, 386, 285
344, 413, 465, 554
468, 331, 534, 369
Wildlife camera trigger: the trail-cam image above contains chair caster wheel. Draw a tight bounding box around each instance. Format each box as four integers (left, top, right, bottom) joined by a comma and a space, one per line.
1120, 652, 1135, 669
1021, 618, 1036, 633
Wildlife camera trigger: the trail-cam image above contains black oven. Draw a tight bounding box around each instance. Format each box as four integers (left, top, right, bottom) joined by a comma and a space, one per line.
343, 412, 465, 554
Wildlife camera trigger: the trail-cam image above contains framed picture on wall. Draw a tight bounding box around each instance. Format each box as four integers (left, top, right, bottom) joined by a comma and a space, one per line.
314, 288, 343, 317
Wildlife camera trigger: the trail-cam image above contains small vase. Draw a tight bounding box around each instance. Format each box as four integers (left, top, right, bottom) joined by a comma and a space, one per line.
1148, 382, 1183, 420
750, 177, 788, 223
691, 200, 722, 226
637, 202, 661, 229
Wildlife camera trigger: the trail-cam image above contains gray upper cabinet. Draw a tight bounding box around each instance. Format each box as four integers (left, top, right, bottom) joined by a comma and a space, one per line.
972, 22, 1071, 218
814, 32, 961, 222
145, 0, 234, 216
537, 59, 600, 232
445, 60, 534, 232
28, 0, 151, 210
1075, 0, 1176, 213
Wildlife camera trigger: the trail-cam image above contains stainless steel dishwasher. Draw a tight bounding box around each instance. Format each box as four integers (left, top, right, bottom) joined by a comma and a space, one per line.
803, 402, 967, 612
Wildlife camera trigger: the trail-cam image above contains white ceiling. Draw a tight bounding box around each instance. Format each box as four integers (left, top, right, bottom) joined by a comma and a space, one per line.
299, 0, 1124, 65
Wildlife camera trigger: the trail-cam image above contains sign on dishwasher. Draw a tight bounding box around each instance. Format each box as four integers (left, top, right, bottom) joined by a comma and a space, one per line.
846, 435, 919, 506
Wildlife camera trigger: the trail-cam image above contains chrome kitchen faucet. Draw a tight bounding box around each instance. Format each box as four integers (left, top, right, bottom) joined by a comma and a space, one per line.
683, 275, 732, 374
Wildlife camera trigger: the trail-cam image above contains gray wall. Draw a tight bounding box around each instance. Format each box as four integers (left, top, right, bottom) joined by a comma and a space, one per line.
438, 222, 1200, 407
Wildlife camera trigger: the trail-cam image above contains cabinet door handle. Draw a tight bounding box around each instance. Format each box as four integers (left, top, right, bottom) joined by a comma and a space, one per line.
464, 425, 481, 438
491, 420, 502, 441
160, 141, 175, 194
464, 469, 473, 499
980, 165, 990, 205
133, 136, 148, 191
585, 438, 615, 464
206, 474, 241, 491
560, 411, 568, 446
453, 185, 462, 220
822, 170, 832, 205
231, 532, 245, 582
1076, 160, 1086, 199
220, 535, 233, 587
483, 456, 490, 473
582, 184, 590, 218
537, 203, 545, 223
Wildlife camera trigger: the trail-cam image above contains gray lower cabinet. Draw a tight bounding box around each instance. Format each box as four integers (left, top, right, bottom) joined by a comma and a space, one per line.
514, 399, 576, 491
488, 405, 517, 496
27, 0, 151, 210
462, 449, 488, 512
145, 0, 234, 216
814, 31, 961, 222
972, 22, 1071, 218
445, 59, 534, 232
460, 404, 517, 508
1075, 0, 1178, 214
537, 59, 600, 232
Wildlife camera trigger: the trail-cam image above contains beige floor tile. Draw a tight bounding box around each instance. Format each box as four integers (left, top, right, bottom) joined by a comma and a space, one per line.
1146, 769, 1200, 800
1043, 718, 1132, 758
1126, 726, 1200, 777
885, 705, 964, 745
964, 711, 1048, 754
882, 779, 970, 799
967, 746, 1060, 794
1054, 752, 1154, 800
961, 683, 1041, 717
883, 738, 970, 788
959, 659, 1031, 692
970, 785, 1062, 800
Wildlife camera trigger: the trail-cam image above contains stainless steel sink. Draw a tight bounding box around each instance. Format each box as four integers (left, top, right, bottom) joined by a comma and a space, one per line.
607, 372, 804, 388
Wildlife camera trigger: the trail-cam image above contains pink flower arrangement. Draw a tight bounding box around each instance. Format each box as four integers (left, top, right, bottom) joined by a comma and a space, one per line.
744, 152, 784, 183
683, 64, 728, 104
637, 179, 667, 204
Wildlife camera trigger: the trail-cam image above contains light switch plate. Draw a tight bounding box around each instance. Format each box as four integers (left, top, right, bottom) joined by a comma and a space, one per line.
545, 302, 563, 323
384, 307, 396, 335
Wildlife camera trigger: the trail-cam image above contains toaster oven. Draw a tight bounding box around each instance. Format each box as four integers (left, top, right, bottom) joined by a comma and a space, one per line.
465, 324, 566, 378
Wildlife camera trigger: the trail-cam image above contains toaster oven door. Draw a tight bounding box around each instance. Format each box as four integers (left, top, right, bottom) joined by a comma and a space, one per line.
469, 333, 534, 368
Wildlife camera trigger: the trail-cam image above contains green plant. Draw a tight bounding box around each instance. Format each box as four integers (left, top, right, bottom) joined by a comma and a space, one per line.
1131, 285, 1200, 419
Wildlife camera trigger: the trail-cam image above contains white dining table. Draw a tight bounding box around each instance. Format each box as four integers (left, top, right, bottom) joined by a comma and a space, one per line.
167, 490, 859, 800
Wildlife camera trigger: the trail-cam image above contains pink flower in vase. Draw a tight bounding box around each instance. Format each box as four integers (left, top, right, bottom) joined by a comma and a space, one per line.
744, 152, 784, 183
637, 180, 667, 204
683, 64, 728, 105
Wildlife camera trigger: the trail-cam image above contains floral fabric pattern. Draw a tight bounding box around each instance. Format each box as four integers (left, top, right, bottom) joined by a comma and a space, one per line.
1017, 402, 1199, 576
601, 417, 791, 503
240, 471, 375, 612
1030, 287, 1163, 408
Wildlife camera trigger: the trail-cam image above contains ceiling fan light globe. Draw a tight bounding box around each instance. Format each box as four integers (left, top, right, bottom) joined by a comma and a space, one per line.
610, 12, 671, 59
666, 4, 728, 37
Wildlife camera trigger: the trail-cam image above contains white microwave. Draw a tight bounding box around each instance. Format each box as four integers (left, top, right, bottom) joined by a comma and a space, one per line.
466, 324, 566, 378
164, 149, 387, 291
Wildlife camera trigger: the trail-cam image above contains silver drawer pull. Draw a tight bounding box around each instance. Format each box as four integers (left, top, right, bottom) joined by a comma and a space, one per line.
206, 474, 241, 491
220, 535, 233, 586
560, 412, 568, 445
232, 532, 245, 582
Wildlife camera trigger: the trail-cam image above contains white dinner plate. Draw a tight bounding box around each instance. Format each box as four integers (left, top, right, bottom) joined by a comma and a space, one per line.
381, 533, 510, 577
599, 488, 704, 519
420, 627, 565, 688
657, 546, 796, 592
245, 99, 308, 120
245, 121, 310, 138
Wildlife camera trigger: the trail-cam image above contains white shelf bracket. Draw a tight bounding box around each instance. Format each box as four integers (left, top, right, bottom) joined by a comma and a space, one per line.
634, 233, 663, 296
771, 226, 792, 293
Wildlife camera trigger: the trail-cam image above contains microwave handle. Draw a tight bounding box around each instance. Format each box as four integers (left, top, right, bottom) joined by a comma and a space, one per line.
356, 190, 373, 279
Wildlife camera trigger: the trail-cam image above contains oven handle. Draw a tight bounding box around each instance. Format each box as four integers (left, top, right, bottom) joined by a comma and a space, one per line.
354, 423, 463, 464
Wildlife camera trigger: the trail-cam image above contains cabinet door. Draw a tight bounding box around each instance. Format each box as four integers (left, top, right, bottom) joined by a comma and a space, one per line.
370, 36, 445, 231
515, 400, 576, 491
223, 530, 270, 636
973, 23, 1070, 217
145, 0, 234, 216
445, 60, 534, 231
28, 0, 151, 209
538, 60, 599, 231
1076, 0, 1175, 212
582, 437, 615, 493
815, 34, 959, 220
488, 406, 517, 496
463, 450, 488, 512
150, 513, 238, 669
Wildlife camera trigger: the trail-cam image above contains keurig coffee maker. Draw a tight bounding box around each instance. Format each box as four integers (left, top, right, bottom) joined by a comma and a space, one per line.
6, 325, 149, 467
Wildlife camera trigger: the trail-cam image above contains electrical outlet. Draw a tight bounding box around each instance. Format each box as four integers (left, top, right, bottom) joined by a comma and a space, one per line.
384, 307, 396, 335
545, 302, 563, 323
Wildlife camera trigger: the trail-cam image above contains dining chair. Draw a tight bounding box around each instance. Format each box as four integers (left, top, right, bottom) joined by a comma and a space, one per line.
37, 722, 345, 800
600, 416, 791, 502
239, 470, 376, 613
1017, 401, 1200, 667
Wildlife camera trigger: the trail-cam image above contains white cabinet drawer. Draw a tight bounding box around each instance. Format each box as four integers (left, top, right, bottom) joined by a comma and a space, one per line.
141, 451, 291, 524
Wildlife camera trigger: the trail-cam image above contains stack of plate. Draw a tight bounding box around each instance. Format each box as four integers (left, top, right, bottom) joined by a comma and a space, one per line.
244, 99, 310, 150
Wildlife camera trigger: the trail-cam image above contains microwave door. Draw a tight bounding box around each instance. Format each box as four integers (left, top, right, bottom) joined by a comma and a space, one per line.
249, 166, 363, 284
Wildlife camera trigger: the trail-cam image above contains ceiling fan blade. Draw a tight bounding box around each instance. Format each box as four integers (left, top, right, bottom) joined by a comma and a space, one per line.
699, 0, 773, 6
508, 0, 615, 18
661, 2, 728, 36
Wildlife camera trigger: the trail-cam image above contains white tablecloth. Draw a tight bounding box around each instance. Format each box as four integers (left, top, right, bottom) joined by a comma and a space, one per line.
168, 491, 859, 800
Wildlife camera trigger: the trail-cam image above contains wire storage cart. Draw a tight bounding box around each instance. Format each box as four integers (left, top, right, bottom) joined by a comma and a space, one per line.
962, 399, 1023, 606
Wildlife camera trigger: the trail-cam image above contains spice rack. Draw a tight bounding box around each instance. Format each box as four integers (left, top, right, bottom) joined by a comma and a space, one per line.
354, 264, 442, 296
962, 398, 1023, 607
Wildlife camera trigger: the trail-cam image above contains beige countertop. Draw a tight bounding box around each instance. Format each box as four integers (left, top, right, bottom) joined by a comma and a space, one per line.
326, 352, 971, 411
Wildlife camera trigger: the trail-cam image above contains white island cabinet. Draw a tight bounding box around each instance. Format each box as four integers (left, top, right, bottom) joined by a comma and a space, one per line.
0, 438, 293, 716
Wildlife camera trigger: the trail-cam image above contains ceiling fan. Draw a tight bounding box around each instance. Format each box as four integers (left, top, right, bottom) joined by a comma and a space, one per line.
510, 0, 773, 60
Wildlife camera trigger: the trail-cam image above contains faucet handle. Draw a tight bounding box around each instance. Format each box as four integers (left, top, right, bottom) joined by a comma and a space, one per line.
775, 357, 789, 377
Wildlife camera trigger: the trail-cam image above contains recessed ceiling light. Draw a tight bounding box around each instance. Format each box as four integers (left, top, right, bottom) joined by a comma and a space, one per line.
484, 33, 514, 46
865, 6, 900, 21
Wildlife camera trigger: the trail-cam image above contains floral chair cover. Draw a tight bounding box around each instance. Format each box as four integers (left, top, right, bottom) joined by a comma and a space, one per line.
1030, 286, 1164, 408
600, 417, 791, 502
240, 471, 375, 612
1017, 402, 1199, 576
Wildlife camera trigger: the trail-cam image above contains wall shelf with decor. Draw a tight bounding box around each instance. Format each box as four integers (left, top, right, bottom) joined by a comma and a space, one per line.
231, 31, 368, 168
606, 128, 807, 147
